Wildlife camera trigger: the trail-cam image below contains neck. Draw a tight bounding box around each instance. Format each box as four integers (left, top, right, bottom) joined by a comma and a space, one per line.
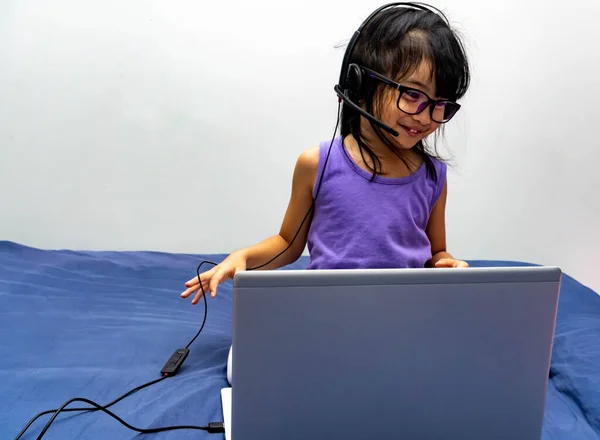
345, 128, 422, 176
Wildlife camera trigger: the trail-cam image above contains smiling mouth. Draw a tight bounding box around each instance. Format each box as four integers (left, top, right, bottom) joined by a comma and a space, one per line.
399, 125, 424, 137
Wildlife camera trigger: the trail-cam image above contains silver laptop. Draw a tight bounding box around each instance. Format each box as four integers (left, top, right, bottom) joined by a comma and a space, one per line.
224, 266, 561, 440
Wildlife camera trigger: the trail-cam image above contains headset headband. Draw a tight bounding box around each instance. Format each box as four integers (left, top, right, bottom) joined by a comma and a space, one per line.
337, 2, 449, 91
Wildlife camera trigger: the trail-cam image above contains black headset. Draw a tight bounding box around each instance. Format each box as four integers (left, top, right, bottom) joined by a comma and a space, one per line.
333, 2, 450, 137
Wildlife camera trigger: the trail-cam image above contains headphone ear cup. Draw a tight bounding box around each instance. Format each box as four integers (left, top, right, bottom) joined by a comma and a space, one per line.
346, 64, 362, 100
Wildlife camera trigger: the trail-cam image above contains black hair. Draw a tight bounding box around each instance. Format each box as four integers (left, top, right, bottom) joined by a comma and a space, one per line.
340, 6, 470, 181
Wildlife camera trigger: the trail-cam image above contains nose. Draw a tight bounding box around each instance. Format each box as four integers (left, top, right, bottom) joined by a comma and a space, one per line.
411, 104, 432, 126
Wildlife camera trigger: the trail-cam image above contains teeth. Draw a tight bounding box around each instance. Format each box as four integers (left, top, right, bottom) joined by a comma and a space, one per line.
401, 125, 420, 134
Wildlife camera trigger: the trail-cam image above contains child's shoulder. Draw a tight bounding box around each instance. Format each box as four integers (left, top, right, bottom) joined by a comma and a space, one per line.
297, 136, 344, 172
294, 145, 320, 173
288, 146, 321, 194
426, 155, 448, 180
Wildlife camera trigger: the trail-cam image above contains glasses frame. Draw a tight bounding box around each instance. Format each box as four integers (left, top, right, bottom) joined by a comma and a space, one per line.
359, 65, 461, 123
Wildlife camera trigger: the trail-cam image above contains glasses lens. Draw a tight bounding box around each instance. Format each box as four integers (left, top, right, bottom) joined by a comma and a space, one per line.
398, 88, 460, 123
432, 101, 460, 122
398, 89, 429, 115
432, 101, 460, 123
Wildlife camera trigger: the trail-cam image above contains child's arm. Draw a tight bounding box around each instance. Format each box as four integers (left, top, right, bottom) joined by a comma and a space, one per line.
425, 179, 469, 268
242, 147, 319, 270
181, 147, 319, 303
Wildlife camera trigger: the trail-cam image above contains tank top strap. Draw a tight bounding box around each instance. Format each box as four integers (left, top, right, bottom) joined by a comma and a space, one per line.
430, 157, 447, 207
312, 136, 343, 199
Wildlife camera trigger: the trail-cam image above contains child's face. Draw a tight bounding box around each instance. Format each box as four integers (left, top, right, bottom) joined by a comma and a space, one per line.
378, 62, 442, 150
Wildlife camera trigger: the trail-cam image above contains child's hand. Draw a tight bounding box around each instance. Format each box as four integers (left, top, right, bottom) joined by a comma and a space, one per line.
435, 258, 469, 268
180, 252, 247, 304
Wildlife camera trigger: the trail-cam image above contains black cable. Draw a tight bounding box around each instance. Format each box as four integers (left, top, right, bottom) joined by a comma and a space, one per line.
14, 376, 166, 440
34, 397, 223, 440
15, 261, 217, 439
185, 260, 217, 349
246, 101, 341, 271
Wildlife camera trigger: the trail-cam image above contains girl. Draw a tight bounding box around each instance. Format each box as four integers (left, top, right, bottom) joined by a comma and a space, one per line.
181, 3, 470, 305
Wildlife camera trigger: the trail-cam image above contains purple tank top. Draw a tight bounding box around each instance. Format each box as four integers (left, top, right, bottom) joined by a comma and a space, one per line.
306, 136, 447, 270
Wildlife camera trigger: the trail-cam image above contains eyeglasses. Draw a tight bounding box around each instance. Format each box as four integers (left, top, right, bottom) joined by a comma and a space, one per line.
361, 66, 461, 123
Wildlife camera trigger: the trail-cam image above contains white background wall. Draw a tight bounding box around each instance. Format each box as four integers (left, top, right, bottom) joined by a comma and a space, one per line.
1, 0, 599, 293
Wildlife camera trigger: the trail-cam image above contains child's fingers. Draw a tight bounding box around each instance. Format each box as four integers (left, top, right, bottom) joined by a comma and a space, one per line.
435, 258, 454, 268
190, 281, 212, 304
181, 279, 210, 299
185, 266, 217, 287
209, 268, 231, 298
435, 258, 469, 268
183, 264, 233, 303
185, 276, 199, 287
191, 288, 205, 305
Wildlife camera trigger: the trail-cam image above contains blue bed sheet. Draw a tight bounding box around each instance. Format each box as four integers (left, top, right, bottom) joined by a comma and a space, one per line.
0, 241, 599, 439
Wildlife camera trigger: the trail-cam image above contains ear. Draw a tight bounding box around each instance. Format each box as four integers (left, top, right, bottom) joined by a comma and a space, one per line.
346, 63, 363, 100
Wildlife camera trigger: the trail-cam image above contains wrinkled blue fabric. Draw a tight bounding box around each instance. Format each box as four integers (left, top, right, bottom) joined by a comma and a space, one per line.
0, 242, 598, 439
